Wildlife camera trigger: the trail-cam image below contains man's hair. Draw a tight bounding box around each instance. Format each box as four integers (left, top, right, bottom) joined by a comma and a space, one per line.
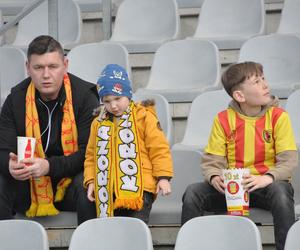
221, 61, 263, 97
27, 35, 64, 60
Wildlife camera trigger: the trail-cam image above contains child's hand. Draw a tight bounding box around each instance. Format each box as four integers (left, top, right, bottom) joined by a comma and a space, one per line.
211, 175, 226, 194
87, 183, 95, 202
156, 179, 171, 196
242, 173, 273, 192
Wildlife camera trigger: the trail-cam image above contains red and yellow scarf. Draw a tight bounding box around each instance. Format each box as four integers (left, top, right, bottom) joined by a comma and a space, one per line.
95, 101, 143, 217
25, 74, 78, 217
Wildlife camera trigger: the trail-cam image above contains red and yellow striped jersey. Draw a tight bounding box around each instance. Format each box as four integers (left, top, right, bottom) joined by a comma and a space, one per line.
205, 107, 297, 175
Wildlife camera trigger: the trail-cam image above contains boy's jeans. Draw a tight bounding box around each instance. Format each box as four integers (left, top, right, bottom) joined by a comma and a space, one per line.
181, 180, 295, 250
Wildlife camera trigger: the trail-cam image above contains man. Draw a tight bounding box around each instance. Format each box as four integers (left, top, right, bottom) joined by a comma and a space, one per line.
0, 35, 99, 224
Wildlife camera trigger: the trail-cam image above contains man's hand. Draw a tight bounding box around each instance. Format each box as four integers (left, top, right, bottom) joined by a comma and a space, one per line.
211, 175, 226, 194
9, 152, 31, 180
242, 173, 273, 192
87, 183, 95, 202
21, 157, 50, 178
156, 179, 171, 196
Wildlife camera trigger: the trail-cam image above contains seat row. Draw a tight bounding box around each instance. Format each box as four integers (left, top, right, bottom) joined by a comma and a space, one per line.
0, 0, 299, 53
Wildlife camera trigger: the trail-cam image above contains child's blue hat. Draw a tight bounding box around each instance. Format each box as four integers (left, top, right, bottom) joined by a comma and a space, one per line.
97, 64, 132, 99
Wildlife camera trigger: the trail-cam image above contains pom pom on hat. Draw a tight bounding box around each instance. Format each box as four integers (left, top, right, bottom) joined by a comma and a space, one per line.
97, 64, 132, 99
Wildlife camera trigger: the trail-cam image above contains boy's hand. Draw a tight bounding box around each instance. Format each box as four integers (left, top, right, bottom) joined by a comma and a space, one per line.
211, 175, 226, 194
87, 183, 95, 202
156, 179, 171, 196
242, 173, 273, 192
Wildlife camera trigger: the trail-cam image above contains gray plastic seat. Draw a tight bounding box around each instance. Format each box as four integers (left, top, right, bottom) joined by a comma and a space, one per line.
276, 0, 300, 36
135, 39, 221, 103
0, 46, 27, 107
133, 93, 173, 145
0, 9, 3, 46
110, 0, 180, 53
74, 0, 123, 13
0, 0, 32, 15
191, 0, 265, 49
0, 219, 49, 250
239, 34, 300, 98
172, 90, 230, 153
69, 217, 153, 250
67, 41, 131, 84
149, 150, 203, 225
176, 0, 203, 8
175, 215, 262, 250
284, 217, 300, 250
12, 0, 82, 50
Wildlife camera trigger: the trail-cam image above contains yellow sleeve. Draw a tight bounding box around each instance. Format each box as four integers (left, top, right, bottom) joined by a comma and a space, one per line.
205, 115, 227, 157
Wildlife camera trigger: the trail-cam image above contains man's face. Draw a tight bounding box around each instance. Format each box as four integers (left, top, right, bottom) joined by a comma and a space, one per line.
26, 51, 68, 101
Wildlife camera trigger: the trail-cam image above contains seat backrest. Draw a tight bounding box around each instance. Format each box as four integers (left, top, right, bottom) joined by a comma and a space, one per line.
67, 41, 131, 84
175, 215, 262, 250
277, 0, 300, 34
13, 0, 82, 48
0, 47, 27, 107
146, 39, 220, 90
110, 0, 179, 41
180, 90, 230, 149
176, 0, 204, 8
194, 0, 265, 37
0, 9, 3, 45
284, 219, 300, 250
0, 219, 49, 250
133, 93, 173, 145
238, 34, 300, 89
69, 217, 153, 250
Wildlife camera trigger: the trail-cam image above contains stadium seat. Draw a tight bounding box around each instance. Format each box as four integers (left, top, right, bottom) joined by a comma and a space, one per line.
12, 0, 82, 51
149, 150, 203, 225
284, 219, 300, 250
74, 0, 123, 13
0, 0, 32, 15
175, 215, 262, 250
0, 46, 27, 107
69, 217, 153, 250
176, 0, 203, 8
238, 34, 300, 98
191, 0, 265, 49
172, 90, 230, 153
276, 0, 300, 36
110, 0, 180, 53
67, 41, 131, 84
0, 219, 49, 250
133, 93, 174, 145
135, 39, 221, 103
0, 9, 4, 46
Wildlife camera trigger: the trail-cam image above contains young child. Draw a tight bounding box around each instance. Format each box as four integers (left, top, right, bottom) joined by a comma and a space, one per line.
181, 62, 298, 250
84, 64, 173, 224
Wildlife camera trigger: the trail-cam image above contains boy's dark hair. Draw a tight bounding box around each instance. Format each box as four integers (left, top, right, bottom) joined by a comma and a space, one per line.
222, 61, 263, 97
27, 35, 64, 61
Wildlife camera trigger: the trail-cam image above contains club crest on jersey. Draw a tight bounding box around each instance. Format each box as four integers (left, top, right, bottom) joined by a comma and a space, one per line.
227, 130, 236, 143
262, 129, 272, 143
112, 83, 123, 95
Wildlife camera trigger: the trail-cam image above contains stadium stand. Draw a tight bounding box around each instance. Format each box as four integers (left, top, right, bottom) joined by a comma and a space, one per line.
0, 46, 27, 107
133, 93, 174, 145
284, 219, 300, 250
69, 217, 153, 250
11, 0, 82, 51
175, 215, 262, 250
190, 0, 265, 49
135, 39, 221, 103
110, 0, 180, 53
67, 41, 131, 84
0, 219, 49, 250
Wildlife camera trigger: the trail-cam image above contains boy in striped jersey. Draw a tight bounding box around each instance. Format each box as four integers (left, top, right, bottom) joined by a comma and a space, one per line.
181, 62, 298, 250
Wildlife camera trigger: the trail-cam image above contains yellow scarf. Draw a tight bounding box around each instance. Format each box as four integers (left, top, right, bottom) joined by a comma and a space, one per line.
25, 74, 78, 217
95, 101, 143, 217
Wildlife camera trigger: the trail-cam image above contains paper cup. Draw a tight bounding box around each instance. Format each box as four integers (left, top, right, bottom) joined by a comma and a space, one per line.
222, 168, 250, 216
17, 136, 36, 163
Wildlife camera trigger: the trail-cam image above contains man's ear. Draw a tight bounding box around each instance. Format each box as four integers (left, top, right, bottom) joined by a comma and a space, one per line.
232, 90, 245, 103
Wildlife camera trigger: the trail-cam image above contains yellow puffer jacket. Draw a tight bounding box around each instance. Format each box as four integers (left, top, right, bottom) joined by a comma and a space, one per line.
84, 101, 173, 193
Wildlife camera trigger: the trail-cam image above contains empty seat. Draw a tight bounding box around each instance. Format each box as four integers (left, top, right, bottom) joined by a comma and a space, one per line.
284, 219, 300, 250
149, 150, 203, 225
191, 0, 265, 49
175, 215, 262, 250
176, 0, 203, 8
239, 34, 300, 98
0, 9, 4, 45
133, 93, 173, 145
74, 0, 123, 13
12, 0, 82, 50
172, 90, 230, 153
69, 217, 153, 250
277, 0, 300, 36
0, 219, 49, 250
0, 0, 32, 15
0, 46, 27, 107
135, 39, 221, 103
110, 0, 180, 53
67, 41, 131, 84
